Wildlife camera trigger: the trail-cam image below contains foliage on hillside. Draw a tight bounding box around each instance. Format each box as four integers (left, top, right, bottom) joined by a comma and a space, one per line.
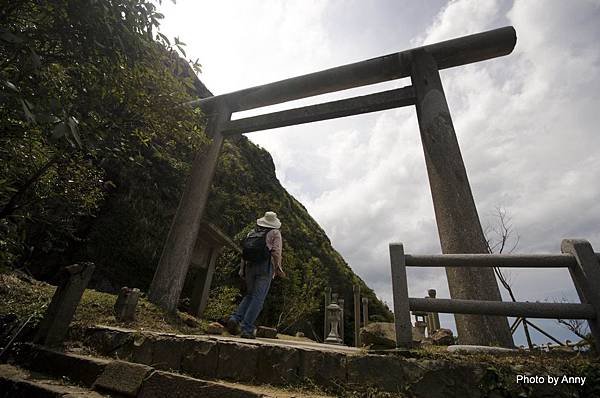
1, 0, 392, 343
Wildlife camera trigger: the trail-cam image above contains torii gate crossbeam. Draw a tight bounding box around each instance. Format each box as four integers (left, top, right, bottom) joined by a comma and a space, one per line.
148, 26, 517, 347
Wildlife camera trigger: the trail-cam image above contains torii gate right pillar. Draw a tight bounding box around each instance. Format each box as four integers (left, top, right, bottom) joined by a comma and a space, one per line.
410, 49, 514, 347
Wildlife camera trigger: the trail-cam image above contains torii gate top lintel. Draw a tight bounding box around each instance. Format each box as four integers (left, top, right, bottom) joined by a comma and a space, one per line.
189, 26, 516, 116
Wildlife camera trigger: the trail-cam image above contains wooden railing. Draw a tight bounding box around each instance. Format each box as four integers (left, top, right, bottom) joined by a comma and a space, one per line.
389, 239, 600, 347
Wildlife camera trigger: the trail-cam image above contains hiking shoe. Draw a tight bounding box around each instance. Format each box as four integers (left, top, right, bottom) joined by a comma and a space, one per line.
240, 332, 256, 339
226, 318, 241, 335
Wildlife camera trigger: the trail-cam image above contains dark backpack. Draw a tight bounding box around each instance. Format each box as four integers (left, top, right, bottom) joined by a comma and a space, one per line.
241, 228, 271, 263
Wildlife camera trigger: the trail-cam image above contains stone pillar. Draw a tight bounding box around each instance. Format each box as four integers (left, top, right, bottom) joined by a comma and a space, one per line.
426, 289, 441, 336
410, 49, 513, 347
114, 287, 140, 322
353, 285, 361, 347
148, 104, 231, 312
324, 287, 331, 341
34, 263, 95, 347
362, 297, 369, 327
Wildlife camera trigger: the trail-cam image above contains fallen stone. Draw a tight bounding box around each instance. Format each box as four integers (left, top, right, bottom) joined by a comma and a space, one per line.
206, 322, 224, 335
256, 326, 277, 338
447, 345, 516, 354
295, 332, 305, 338
359, 322, 396, 349
430, 328, 454, 346
93, 360, 153, 397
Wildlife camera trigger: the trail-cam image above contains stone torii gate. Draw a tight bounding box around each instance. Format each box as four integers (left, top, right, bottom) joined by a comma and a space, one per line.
148, 26, 517, 347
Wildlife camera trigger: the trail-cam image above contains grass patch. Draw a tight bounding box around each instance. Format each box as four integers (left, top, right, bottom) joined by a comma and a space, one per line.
0, 271, 207, 335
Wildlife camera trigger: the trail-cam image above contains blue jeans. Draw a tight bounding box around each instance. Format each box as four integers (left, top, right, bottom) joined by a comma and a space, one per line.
230, 258, 272, 335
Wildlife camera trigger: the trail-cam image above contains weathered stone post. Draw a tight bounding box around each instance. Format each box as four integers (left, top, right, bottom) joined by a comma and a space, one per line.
426, 289, 441, 336
353, 284, 361, 347
34, 263, 95, 347
148, 103, 231, 312
324, 287, 331, 341
362, 297, 369, 327
114, 287, 140, 322
561, 239, 600, 345
409, 49, 513, 347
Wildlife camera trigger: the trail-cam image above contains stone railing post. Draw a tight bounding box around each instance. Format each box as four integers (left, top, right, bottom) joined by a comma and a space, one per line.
362, 297, 369, 327
389, 243, 413, 347
561, 239, 600, 345
353, 284, 361, 347
324, 287, 331, 341
34, 263, 95, 347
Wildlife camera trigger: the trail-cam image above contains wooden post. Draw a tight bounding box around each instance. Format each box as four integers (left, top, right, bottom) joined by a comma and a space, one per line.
389, 243, 413, 347
189, 247, 220, 317
561, 239, 600, 345
353, 285, 361, 347
410, 49, 513, 347
34, 263, 94, 347
148, 104, 231, 312
362, 297, 369, 327
324, 287, 331, 341
338, 298, 345, 343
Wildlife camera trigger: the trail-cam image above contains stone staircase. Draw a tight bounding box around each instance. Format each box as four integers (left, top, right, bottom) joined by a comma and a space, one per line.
1, 343, 329, 397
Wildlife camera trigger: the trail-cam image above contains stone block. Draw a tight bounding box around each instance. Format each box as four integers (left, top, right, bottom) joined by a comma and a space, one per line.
85, 328, 133, 359
255, 326, 277, 338
131, 333, 154, 365
180, 340, 219, 379
299, 349, 346, 388
19, 345, 108, 387
93, 360, 153, 397
150, 337, 194, 371
256, 345, 299, 385
216, 342, 258, 382
138, 370, 260, 398
347, 354, 419, 392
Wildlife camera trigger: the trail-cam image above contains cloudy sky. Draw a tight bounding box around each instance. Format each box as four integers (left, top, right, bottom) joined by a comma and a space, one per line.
158, 0, 600, 345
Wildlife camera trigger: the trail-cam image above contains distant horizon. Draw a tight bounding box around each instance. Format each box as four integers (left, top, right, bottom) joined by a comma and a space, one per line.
158, 0, 600, 346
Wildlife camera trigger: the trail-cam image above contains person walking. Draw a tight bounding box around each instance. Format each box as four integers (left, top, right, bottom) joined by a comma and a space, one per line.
227, 211, 284, 338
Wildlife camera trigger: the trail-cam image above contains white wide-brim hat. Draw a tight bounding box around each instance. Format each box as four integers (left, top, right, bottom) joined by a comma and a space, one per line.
257, 211, 281, 229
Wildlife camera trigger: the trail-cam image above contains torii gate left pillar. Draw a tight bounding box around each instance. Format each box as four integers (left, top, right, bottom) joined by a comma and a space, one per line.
148, 102, 231, 311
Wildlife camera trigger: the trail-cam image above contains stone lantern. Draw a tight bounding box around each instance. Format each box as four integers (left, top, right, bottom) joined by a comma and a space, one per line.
325, 302, 343, 345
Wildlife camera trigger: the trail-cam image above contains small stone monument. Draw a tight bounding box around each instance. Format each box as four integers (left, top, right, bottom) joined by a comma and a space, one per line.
325, 302, 343, 345
426, 289, 441, 336
114, 287, 140, 322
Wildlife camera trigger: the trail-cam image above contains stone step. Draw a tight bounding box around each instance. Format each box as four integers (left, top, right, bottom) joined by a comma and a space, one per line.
0, 363, 107, 398
9, 343, 328, 398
